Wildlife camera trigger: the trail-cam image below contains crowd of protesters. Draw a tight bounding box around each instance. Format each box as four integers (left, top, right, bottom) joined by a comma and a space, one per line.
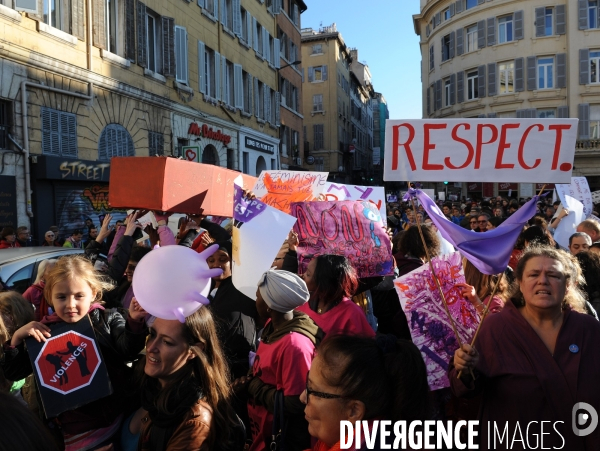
0, 187, 598, 451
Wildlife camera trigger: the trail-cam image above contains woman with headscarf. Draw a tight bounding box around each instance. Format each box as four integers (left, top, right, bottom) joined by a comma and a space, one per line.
235, 269, 320, 451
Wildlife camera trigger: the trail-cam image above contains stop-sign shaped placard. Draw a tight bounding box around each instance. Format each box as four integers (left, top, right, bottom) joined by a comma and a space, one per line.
34, 330, 101, 394
26, 316, 112, 418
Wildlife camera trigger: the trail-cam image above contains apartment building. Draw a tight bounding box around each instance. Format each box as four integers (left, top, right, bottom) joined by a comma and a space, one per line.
0, 0, 299, 237
414, 0, 600, 198
371, 92, 389, 184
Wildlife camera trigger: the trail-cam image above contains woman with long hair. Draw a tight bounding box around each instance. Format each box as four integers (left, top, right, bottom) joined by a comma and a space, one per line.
138, 307, 244, 451
456, 258, 508, 317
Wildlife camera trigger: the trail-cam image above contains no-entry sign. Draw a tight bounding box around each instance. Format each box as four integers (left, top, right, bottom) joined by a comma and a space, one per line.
26, 316, 112, 418
384, 119, 578, 183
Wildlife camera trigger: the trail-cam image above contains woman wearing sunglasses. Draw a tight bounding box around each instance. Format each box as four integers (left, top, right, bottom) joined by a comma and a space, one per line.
42, 231, 60, 247
301, 335, 431, 451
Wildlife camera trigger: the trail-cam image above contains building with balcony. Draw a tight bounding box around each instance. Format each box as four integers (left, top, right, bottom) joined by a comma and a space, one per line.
371, 92, 389, 184
414, 0, 600, 199
0, 0, 291, 238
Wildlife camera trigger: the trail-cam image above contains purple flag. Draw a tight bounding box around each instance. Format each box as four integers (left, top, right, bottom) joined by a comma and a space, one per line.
404, 189, 538, 275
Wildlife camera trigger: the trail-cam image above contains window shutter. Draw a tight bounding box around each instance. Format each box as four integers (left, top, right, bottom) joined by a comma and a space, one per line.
555, 5, 566, 35
234, 64, 243, 108
221, 55, 228, 104
264, 85, 270, 123
514, 10, 524, 40
198, 41, 206, 94
198, 0, 205, 7
175, 27, 188, 83
248, 75, 254, 115
426, 86, 431, 116
233, 0, 241, 35
449, 31, 455, 59
275, 92, 280, 126
487, 62, 496, 96
580, 49, 590, 85
457, 71, 464, 103
214, 51, 221, 101
450, 3, 455, 17
477, 0, 484, 4
516, 109, 524, 119
515, 57, 524, 91
579, 104, 590, 138
71, 0, 85, 40
137, 2, 148, 68
308, 67, 314, 82
556, 53, 566, 88
487, 17, 496, 46
254, 78, 259, 116
293, 4, 299, 27
163, 17, 176, 77
246, 13, 253, 47
125, 0, 136, 61
455, 0, 463, 14
435, 79, 442, 110
92, 0, 106, 49
477, 20, 486, 49
61, 114, 78, 157
558, 106, 569, 118
436, 12, 441, 27
274, 38, 280, 68
42, 108, 58, 155
535, 7, 545, 37
477, 114, 486, 118
253, 18, 259, 53
527, 56, 536, 91
450, 73, 456, 105
456, 28, 464, 56
579, 0, 589, 30
478, 65, 486, 97
214, 0, 218, 19
442, 37, 448, 61
262, 27, 268, 59
220, 0, 225, 24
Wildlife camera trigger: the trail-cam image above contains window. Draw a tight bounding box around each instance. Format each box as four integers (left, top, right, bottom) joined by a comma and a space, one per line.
314, 67, 323, 81
466, 0, 477, 10
175, 26, 188, 84
202, 145, 219, 166
444, 8, 451, 21
255, 20, 263, 56
201, 45, 219, 98
441, 35, 451, 62
203, 0, 217, 18
0, 101, 10, 150
222, 0, 233, 31
149, 131, 164, 155
146, 12, 161, 73
43, 0, 63, 30
256, 80, 264, 119
224, 60, 234, 106
498, 61, 514, 94
591, 51, 600, 84
281, 126, 288, 156
98, 124, 134, 160
537, 109, 556, 118
466, 25, 477, 53
590, 1, 598, 29
314, 156, 324, 171
313, 94, 323, 112
545, 7, 553, 36
241, 9, 250, 44
312, 44, 322, 54
176, 138, 188, 158
106, 0, 118, 54
314, 124, 324, 150
243, 151, 249, 174
467, 70, 479, 100
444, 79, 451, 107
498, 15, 514, 44
591, 105, 600, 139
429, 45, 434, 70
242, 70, 252, 114
538, 57, 554, 89
308, 65, 327, 82
41, 108, 78, 157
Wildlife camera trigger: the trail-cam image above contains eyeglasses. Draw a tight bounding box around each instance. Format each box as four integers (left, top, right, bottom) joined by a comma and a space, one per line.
305, 371, 343, 404
46, 234, 55, 238
478, 220, 488, 224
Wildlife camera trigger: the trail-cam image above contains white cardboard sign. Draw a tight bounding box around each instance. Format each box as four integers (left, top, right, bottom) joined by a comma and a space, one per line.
384, 119, 578, 183
323, 183, 386, 224
556, 177, 593, 218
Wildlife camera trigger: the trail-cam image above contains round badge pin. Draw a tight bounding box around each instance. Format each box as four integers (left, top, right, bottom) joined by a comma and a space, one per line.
569, 344, 579, 354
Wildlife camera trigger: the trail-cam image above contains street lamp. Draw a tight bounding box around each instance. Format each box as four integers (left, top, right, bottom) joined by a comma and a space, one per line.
278, 60, 301, 71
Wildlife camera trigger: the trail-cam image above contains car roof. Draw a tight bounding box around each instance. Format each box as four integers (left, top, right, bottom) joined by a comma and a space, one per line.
0, 247, 84, 265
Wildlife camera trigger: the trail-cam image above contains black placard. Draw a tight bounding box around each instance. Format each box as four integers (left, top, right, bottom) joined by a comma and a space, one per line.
245, 136, 275, 154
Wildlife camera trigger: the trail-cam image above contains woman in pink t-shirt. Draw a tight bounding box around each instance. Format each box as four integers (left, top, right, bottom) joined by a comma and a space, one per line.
297, 255, 375, 338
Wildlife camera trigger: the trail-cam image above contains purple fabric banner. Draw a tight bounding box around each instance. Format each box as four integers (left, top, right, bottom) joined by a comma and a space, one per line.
291, 200, 393, 278
404, 189, 539, 275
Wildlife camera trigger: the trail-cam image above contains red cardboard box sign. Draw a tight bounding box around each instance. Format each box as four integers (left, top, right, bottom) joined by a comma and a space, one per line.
109, 157, 257, 216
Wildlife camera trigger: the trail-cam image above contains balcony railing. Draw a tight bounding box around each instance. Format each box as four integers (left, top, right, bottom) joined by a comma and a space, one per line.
576, 139, 600, 150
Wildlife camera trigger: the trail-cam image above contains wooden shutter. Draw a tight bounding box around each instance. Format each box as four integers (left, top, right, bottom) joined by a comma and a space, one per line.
457, 71, 464, 103
535, 7, 545, 37
515, 57, 524, 91
248, 74, 253, 115
579, 0, 589, 30
578, 103, 590, 139
198, 41, 206, 93
233, 0, 241, 35
435, 12, 441, 27
163, 17, 176, 77
426, 86, 431, 116
527, 56, 536, 91
442, 37, 448, 61
246, 13, 252, 47
488, 62, 497, 96
125, 0, 136, 61
234, 64, 243, 108
308, 67, 314, 82
487, 113, 497, 118
264, 85, 270, 123
71, 0, 85, 40
254, 77, 259, 117
262, 26, 268, 59
456, 28, 464, 55
214, 0, 218, 19
580, 49, 590, 85
477, 20, 486, 49
220, 0, 225, 24
61, 113, 78, 157
558, 106, 569, 118
92, 0, 106, 49
175, 27, 188, 83
556, 53, 566, 88
450, 73, 456, 105
221, 55, 228, 104
449, 31, 455, 59
198, 0, 205, 7
137, 2, 148, 68
293, 4, 299, 27
487, 17, 496, 46
435, 79, 442, 110
42, 108, 59, 156
450, 3, 455, 17
478, 65, 486, 97
214, 51, 221, 101
455, 0, 463, 14
514, 10, 524, 40
275, 92, 280, 126
252, 18, 259, 53
274, 38, 280, 69
555, 5, 566, 35
516, 109, 524, 119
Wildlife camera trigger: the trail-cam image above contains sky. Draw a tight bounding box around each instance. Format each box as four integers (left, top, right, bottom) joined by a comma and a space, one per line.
301, 0, 423, 119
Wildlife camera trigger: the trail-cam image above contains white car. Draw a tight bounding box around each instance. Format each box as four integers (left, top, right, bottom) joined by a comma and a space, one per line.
0, 247, 84, 293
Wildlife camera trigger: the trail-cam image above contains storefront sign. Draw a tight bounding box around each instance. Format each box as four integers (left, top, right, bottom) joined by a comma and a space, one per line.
467, 183, 482, 191
182, 146, 200, 162
498, 183, 518, 191
0, 176, 17, 229
35, 156, 112, 182
244, 137, 275, 154
188, 123, 232, 145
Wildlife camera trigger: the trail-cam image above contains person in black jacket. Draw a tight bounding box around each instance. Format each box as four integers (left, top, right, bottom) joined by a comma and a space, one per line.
2, 255, 147, 450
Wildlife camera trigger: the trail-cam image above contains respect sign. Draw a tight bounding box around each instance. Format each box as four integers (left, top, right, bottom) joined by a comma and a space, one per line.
384, 119, 578, 183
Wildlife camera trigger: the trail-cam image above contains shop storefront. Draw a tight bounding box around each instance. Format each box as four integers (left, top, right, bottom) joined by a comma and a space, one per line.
30, 156, 126, 243
498, 183, 518, 200
239, 127, 280, 176
466, 182, 482, 201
